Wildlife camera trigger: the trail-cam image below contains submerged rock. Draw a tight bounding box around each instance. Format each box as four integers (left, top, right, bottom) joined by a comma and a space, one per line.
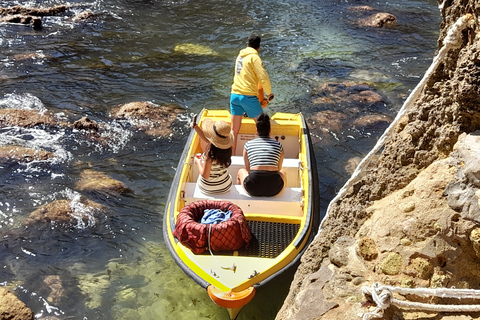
352, 114, 392, 130
0, 15, 42, 29
0, 5, 68, 16
0, 108, 66, 128
110, 101, 183, 137
43, 275, 65, 305
0, 4, 69, 29
312, 81, 386, 110
73, 117, 99, 132
174, 43, 218, 56
13, 52, 54, 62
0, 145, 54, 163
24, 198, 104, 229
75, 169, 130, 197
72, 10, 95, 22
357, 12, 397, 28
308, 110, 347, 132
348, 6, 374, 12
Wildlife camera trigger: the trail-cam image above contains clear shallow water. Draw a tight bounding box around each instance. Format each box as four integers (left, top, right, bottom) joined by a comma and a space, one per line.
0, 0, 440, 319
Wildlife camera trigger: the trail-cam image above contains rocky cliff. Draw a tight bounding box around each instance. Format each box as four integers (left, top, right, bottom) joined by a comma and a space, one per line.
276, 0, 480, 319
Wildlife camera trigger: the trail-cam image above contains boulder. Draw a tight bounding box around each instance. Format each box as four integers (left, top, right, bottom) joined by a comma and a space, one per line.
312, 82, 385, 109
73, 117, 99, 132
110, 101, 183, 137
24, 198, 104, 228
0, 5, 68, 16
72, 10, 95, 22
0, 287, 34, 320
352, 114, 393, 132
357, 12, 397, 28
0, 109, 64, 128
0, 15, 41, 29
75, 169, 129, 197
43, 275, 65, 305
0, 145, 54, 163
307, 110, 346, 132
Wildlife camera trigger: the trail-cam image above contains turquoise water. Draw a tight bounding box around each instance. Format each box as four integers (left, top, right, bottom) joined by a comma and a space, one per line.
0, 0, 440, 319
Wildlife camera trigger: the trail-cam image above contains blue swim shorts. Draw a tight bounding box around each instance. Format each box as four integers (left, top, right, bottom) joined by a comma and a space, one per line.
230, 93, 263, 118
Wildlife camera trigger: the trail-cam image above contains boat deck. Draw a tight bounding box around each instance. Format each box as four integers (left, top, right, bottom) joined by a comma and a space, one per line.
202, 220, 300, 259
241, 220, 300, 258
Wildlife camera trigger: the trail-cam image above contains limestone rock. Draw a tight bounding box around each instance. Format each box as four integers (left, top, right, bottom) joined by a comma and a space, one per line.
357, 237, 377, 261
0, 287, 34, 320
289, 264, 339, 320
308, 110, 346, 132
0, 5, 68, 16
404, 257, 433, 280
75, 169, 129, 197
469, 227, 480, 259
328, 236, 355, 267
445, 133, 480, 223
72, 10, 95, 22
0, 15, 41, 29
380, 252, 403, 275
110, 101, 183, 137
358, 12, 397, 28
0, 145, 54, 163
24, 198, 104, 228
174, 43, 218, 56
352, 114, 392, 130
0, 108, 62, 128
74, 117, 99, 132
276, 2, 480, 320
43, 275, 65, 305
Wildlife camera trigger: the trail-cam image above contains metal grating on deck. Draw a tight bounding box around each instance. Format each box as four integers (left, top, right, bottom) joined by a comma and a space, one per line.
238, 220, 300, 258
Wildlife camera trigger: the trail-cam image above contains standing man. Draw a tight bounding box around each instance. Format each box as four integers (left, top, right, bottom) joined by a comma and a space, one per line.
230, 34, 274, 155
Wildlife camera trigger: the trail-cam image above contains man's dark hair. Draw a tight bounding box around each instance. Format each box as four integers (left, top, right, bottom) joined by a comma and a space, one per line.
256, 113, 270, 137
247, 34, 261, 49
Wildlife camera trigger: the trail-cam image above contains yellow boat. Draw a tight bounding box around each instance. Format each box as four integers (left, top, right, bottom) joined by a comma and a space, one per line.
163, 109, 319, 319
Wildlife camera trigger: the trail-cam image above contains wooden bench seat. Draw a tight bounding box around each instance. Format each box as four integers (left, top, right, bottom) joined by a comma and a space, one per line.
183, 183, 303, 217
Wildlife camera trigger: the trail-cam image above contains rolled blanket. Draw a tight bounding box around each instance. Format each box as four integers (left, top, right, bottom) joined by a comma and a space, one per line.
201, 209, 232, 224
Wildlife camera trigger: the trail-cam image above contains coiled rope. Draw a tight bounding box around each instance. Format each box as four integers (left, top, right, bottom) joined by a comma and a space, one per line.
362, 283, 480, 319
316, 12, 476, 239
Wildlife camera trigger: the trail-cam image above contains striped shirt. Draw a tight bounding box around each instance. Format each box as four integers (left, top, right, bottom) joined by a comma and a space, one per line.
244, 137, 283, 167
197, 162, 232, 194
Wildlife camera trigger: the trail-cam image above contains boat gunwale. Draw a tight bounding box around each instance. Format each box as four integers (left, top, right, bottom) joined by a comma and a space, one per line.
163, 110, 320, 292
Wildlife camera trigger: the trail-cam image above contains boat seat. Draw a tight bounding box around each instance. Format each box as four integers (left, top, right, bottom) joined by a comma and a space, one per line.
216, 156, 301, 188
183, 183, 303, 217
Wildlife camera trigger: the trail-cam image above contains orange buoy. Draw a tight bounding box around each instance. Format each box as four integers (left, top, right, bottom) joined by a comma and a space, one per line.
207, 285, 256, 309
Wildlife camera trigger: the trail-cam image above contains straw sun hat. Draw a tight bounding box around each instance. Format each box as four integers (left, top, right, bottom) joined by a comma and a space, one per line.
202, 118, 233, 150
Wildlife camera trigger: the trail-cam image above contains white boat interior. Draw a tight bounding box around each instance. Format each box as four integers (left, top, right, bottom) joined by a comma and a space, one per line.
183, 133, 305, 218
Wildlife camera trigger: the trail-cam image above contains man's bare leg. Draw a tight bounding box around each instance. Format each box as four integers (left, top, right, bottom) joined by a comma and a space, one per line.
231, 114, 243, 156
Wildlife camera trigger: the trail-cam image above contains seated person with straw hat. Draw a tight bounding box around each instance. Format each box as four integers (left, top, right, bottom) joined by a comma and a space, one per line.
191, 118, 234, 194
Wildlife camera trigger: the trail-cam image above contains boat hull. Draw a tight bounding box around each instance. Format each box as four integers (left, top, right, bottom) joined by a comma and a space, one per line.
163, 109, 319, 318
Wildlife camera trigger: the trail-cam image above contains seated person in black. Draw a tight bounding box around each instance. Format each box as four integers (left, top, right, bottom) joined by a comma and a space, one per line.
237, 113, 286, 196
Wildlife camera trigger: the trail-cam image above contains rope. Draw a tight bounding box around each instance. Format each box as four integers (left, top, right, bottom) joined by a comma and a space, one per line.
316, 13, 476, 240
362, 283, 480, 319
207, 224, 236, 275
